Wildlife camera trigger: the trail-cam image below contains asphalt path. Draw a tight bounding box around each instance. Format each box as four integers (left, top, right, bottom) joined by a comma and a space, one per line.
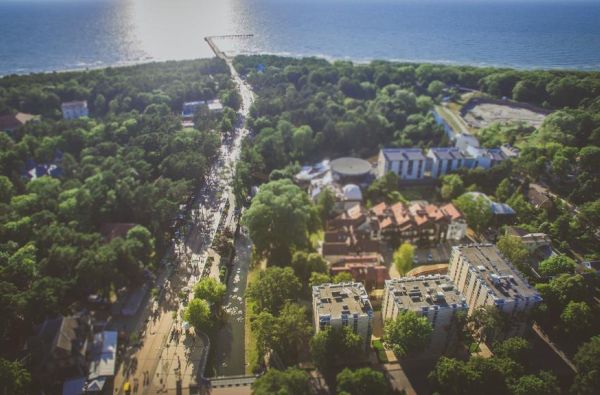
111, 53, 254, 395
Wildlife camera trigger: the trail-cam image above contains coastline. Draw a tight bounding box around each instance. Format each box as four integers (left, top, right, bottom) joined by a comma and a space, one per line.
2, 49, 600, 79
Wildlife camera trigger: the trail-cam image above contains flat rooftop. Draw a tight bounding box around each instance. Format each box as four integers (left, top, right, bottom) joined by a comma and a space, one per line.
454, 244, 540, 301
313, 282, 372, 318
330, 157, 372, 176
429, 147, 465, 160
385, 275, 467, 312
382, 148, 426, 162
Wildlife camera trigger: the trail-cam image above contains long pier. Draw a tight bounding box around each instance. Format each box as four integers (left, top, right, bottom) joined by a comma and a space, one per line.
204, 34, 254, 60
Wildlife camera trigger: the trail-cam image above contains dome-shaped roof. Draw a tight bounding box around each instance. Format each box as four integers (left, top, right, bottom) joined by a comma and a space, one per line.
330, 157, 372, 177
342, 184, 362, 201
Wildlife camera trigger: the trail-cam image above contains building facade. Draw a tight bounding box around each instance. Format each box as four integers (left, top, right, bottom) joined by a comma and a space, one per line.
377, 148, 426, 180
382, 275, 468, 354
448, 244, 542, 336
312, 282, 374, 350
61, 101, 88, 120
370, 201, 466, 245
427, 147, 465, 178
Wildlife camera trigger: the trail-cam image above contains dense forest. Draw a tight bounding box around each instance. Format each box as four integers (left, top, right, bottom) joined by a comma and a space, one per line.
0, 58, 238, 375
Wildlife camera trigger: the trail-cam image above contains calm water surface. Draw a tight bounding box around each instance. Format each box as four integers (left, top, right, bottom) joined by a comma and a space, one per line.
1, 0, 599, 75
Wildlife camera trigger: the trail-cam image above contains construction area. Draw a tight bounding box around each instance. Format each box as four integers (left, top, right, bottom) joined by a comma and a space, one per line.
461, 97, 549, 129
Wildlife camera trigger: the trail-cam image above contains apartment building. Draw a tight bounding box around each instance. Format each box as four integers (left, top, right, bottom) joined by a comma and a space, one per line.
377, 148, 426, 180
427, 147, 465, 178
312, 282, 374, 350
370, 201, 467, 245
382, 275, 468, 354
448, 244, 542, 336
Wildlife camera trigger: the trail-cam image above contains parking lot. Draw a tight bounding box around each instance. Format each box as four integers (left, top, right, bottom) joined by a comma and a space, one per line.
413, 241, 460, 265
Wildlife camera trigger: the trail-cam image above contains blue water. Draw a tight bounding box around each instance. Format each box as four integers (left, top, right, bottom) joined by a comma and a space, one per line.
1, 0, 600, 75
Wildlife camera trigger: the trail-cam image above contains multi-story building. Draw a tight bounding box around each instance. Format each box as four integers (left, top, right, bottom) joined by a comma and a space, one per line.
312, 282, 374, 350
377, 148, 426, 179
370, 201, 466, 245
61, 100, 89, 120
447, 244, 542, 336
427, 147, 465, 178
382, 275, 468, 354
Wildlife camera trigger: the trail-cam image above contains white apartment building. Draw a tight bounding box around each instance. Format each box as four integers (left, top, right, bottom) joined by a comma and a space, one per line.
427, 147, 465, 178
448, 244, 542, 336
377, 148, 426, 179
61, 100, 88, 120
382, 275, 468, 354
312, 282, 373, 351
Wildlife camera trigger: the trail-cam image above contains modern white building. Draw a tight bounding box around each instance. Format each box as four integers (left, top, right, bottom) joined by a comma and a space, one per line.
377, 148, 426, 179
312, 282, 374, 351
61, 100, 88, 120
207, 99, 224, 112
382, 275, 468, 354
427, 147, 465, 178
455, 132, 480, 153
448, 244, 542, 336
182, 99, 224, 119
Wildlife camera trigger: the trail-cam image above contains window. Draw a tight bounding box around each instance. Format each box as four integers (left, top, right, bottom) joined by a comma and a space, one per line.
407, 160, 414, 175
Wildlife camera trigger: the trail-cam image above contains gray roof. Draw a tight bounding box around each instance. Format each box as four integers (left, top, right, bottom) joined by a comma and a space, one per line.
330, 157, 372, 176
485, 148, 507, 161
313, 282, 372, 318
428, 147, 465, 160
382, 148, 426, 161
385, 275, 467, 312
453, 244, 541, 302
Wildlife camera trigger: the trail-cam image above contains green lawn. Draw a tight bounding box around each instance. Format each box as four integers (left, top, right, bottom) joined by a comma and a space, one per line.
400, 185, 438, 202
310, 230, 324, 249
245, 265, 261, 374
372, 339, 389, 363
469, 342, 481, 353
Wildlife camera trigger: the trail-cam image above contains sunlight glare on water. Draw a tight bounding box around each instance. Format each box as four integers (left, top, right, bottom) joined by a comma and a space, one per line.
130, 0, 244, 61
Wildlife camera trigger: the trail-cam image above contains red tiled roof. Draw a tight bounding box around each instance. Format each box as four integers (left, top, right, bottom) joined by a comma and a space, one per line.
380, 217, 393, 229
391, 202, 411, 225
440, 203, 463, 220
0, 112, 36, 131
371, 202, 387, 217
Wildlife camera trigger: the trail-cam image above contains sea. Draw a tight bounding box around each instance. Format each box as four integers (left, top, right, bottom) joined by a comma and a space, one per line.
1, 0, 600, 76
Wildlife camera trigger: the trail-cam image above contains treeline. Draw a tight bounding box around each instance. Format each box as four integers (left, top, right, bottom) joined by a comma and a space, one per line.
233, 55, 453, 201
0, 58, 234, 381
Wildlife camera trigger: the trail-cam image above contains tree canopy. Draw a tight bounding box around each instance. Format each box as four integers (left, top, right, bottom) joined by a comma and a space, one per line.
453, 193, 492, 233
538, 254, 576, 277
310, 326, 363, 376
246, 267, 302, 315
572, 335, 600, 395
393, 242, 415, 276
242, 179, 319, 264
383, 310, 433, 357
336, 367, 389, 395
183, 298, 211, 332
251, 368, 313, 395
193, 277, 226, 306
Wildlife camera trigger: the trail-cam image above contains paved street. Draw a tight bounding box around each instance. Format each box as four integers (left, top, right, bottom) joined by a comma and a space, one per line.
212, 231, 252, 376
111, 47, 255, 395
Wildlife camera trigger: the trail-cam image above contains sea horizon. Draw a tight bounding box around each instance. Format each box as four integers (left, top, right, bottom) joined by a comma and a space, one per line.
1, 0, 600, 76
